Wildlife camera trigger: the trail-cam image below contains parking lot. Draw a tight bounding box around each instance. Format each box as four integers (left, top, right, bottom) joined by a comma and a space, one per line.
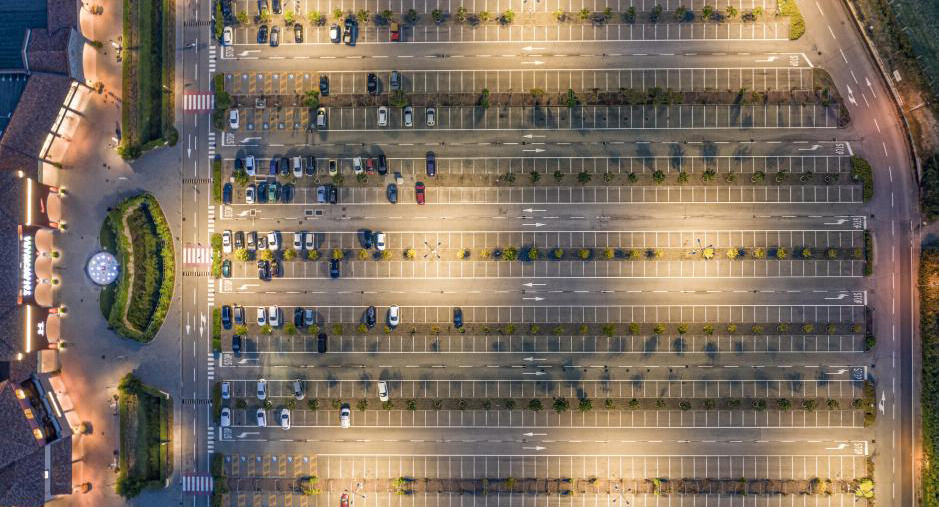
206, 0, 879, 499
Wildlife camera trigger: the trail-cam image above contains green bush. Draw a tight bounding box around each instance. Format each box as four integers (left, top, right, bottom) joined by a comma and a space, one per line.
212, 308, 221, 352
778, 0, 805, 40
212, 158, 222, 204
865, 230, 874, 276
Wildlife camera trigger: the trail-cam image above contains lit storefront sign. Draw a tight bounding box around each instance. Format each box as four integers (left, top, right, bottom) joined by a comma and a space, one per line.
18, 226, 39, 306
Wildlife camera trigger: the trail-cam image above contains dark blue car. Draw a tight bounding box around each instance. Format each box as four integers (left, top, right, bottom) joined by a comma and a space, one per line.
222, 183, 233, 204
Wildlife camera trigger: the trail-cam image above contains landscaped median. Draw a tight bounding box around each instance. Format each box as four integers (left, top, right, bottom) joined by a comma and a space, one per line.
99, 193, 176, 342
119, 0, 176, 158
117, 373, 172, 498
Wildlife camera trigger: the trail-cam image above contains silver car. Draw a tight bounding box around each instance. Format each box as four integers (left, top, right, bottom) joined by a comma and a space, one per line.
340, 404, 351, 428
426, 107, 436, 127
403, 106, 413, 127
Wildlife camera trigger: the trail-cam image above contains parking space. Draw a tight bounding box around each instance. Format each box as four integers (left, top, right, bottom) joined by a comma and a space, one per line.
229, 20, 787, 46
224, 229, 864, 250
227, 183, 863, 206
227, 67, 813, 96
225, 257, 868, 279
222, 376, 866, 401
218, 304, 866, 324
224, 407, 866, 429
216, 492, 876, 507
229, 331, 868, 355
230, 104, 843, 131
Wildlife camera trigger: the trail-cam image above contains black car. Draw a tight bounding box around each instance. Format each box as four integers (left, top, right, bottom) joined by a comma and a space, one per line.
256, 181, 268, 203
222, 305, 232, 329
257, 25, 269, 44
305, 156, 317, 176
294, 307, 304, 327
365, 306, 377, 328
257, 0, 268, 14
367, 73, 379, 95
270, 26, 280, 47
317, 333, 328, 353
387, 183, 398, 204
221, 0, 232, 18
221, 259, 232, 278
271, 259, 282, 278
343, 18, 356, 45
257, 260, 270, 280
234, 231, 244, 249
319, 75, 329, 96
377, 154, 387, 175
271, 0, 282, 14
232, 335, 242, 356
328, 185, 338, 204
280, 183, 294, 203
329, 259, 340, 279
360, 230, 373, 249
453, 307, 463, 328
294, 23, 303, 43
222, 183, 233, 204
278, 157, 289, 176
426, 152, 436, 176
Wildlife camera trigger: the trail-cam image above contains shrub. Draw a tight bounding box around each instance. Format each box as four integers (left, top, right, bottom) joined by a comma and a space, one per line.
528, 399, 543, 411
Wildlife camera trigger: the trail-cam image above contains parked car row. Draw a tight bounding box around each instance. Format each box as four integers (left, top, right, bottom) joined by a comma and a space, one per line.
237, 155, 316, 178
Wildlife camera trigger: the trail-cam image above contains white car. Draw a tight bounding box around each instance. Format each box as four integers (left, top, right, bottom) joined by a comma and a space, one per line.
328, 160, 338, 176
378, 381, 389, 402
267, 231, 280, 251
220, 407, 231, 427
221, 381, 231, 400
426, 107, 436, 127
304, 232, 315, 250
388, 305, 400, 327
245, 155, 256, 176
316, 107, 327, 128
222, 230, 233, 254
293, 232, 303, 250
229, 109, 240, 130
377, 106, 388, 127
303, 308, 315, 326
245, 184, 256, 204
374, 232, 386, 251
256, 306, 267, 325
223, 26, 233, 46
268, 305, 280, 327
292, 156, 303, 178
256, 378, 267, 400
256, 408, 267, 427
280, 409, 291, 430
329, 24, 340, 42
403, 106, 413, 127
340, 404, 351, 428
352, 157, 364, 175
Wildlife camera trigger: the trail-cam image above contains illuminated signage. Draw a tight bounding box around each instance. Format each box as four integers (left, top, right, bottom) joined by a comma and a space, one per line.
21, 234, 34, 298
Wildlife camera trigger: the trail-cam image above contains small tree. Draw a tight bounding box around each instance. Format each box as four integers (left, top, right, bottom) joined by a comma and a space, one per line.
283, 248, 297, 261
356, 399, 368, 411
602, 248, 615, 260
552, 248, 564, 259
552, 9, 565, 21
578, 7, 590, 20
258, 249, 274, 262
331, 248, 345, 260
405, 248, 417, 259
528, 399, 544, 411
404, 8, 419, 24
628, 398, 640, 409
726, 323, 737, 334
237, 11, 250, 25
628, 323, 640, 335
677, 323, 688, 335
777, 398, 791, 410
284, 10, 296, 24
776, 247, 788, 259
553, 397, 569, 413
308, 11, 324, 25
726, 248, 739, 260
653, 323, 666, 335
306, 250, 320, 261
357, 249, 370, 261
802, 323, 815, 333
357, 323, 368, 334
284, 323, 297, 335
431, 9, 443, 24
702, 324, 714, 335
578, 248, 591, 260
527, 247, 540, 261
801, 248, 813, 259
500, 8, 515, 24
332, 323, 343, 335
725, 5, 738, 18
234, 248, 250, 261
578, 398, 592, 412
356, 9, 370, 23
622, 6, 636, 23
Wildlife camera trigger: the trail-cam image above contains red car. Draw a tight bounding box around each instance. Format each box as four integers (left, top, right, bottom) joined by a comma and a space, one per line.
415, 181, 425, 205
340, 493, 350, 506
365, 157, 376, 174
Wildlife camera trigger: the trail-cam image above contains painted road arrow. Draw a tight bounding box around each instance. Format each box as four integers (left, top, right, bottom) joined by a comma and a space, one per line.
522, 223, 546, 227
523, 432, 547, 437
522, 297, 544, 301
522, 282, 546, 287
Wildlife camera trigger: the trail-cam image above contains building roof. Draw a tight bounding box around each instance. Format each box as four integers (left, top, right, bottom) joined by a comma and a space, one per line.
0, 0, 47, 71
0, 171, 23, 363
0, 380, 46, 506
0, 73, 71, 173
0, 74, 28, 136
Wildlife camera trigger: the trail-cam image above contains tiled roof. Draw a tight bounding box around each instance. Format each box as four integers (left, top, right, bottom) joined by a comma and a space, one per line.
48, 435, 71, 495
25, 28, 70, 74
0, 380, 45, 506
0, 172, 23, 361
0, 73, 70, 173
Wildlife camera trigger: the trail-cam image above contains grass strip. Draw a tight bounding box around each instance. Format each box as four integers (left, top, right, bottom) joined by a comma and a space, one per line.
864, 230, 874, 276
212, 157, 223, 204
212, 307, 222, 353
921, 249, 939, 502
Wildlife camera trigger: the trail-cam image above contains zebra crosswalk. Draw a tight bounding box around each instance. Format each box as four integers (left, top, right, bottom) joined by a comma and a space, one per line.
183, 245, 211, 265
207, 427, 215, 454
206, 353, 215, 381
182, 474, 213, 494
183, 92, 214, 112
208, 44, 217, 74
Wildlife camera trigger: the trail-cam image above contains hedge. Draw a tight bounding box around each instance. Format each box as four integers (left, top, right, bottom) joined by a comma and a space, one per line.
212, 157, 223, 204
212, 308, 222, 353
864, 230, 874, 276
778, 0, 804, 40
921, 250, 939, 502
116, 373, 172, 498
850, 156, 874, 202
103, 194, 176, 342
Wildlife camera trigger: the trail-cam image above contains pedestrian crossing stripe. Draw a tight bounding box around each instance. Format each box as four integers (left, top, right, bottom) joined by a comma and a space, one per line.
184, 92, 215, 112
183, 246, 212, 265
182, 474, 213, 494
